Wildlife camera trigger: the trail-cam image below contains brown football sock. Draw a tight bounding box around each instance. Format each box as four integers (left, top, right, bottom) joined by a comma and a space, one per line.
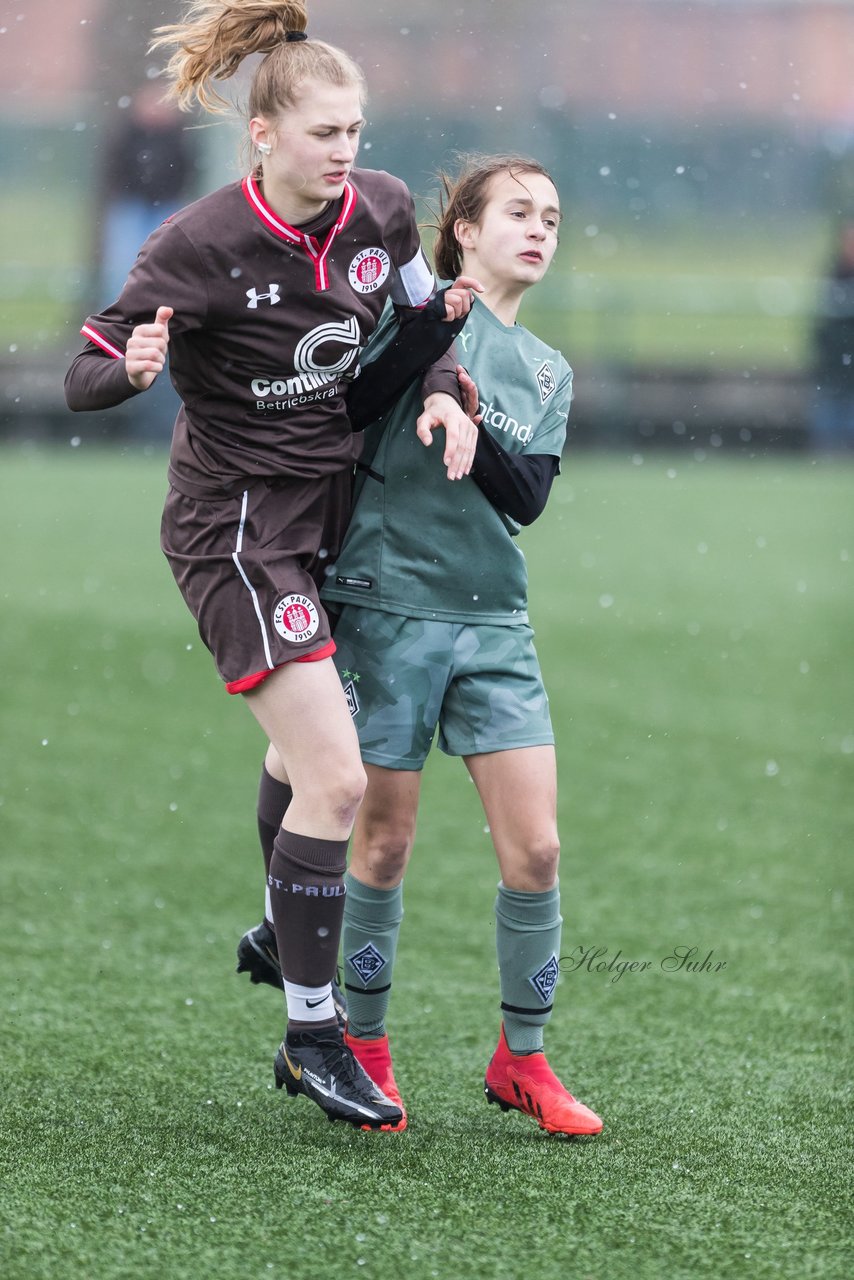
268, 827, 348, 988
257, 765, 293, 929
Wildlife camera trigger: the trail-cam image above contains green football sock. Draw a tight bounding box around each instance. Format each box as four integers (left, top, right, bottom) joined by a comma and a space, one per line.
495, 882, 562, 1055
342, 872, 404, 1039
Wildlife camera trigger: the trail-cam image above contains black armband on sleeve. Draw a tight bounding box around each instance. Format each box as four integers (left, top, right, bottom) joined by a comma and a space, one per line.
346, 288, 467, 431
470, 427, 560, 526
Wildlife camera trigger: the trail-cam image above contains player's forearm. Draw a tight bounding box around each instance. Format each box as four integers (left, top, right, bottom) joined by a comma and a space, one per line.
420, 347, 462, 405
470, 429, 560, 525
64, 350, 142, 412
347, 289, 465, 430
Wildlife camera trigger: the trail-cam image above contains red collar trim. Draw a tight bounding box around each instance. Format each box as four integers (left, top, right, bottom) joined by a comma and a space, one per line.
241, 174, 357, 244
243, 174, 299, 243
242, 174, 358, 291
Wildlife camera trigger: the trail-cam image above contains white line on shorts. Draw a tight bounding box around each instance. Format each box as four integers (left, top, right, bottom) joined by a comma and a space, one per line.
231, 488, 274, 671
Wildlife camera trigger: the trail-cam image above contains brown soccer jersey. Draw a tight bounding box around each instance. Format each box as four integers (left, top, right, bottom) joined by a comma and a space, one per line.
65, 168, 444, 499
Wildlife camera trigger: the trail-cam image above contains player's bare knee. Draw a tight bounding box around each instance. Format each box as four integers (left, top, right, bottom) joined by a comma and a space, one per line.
521, 836, 561, 890
374, 837, 411, 884
329, 762, 368, 828
360, 825, 413, 884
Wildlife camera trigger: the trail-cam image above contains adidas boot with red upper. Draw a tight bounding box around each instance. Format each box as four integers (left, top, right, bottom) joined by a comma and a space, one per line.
484, 1024, 602, 1136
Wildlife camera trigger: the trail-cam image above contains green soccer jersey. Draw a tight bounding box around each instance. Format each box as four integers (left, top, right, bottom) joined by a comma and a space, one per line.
323, 296, 571, 624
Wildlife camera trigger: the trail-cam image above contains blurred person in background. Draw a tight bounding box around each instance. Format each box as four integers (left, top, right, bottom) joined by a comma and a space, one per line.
810, 220, 854, 453
98, 80, 198, 306
65, 0, 479, 1131
96, 81, 198, 442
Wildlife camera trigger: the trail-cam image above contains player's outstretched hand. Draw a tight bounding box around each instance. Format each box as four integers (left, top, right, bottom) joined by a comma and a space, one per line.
456, 365, 482, 423
125, 306, 173, 391
443, 275, 484, 321
416, 391, 479, 480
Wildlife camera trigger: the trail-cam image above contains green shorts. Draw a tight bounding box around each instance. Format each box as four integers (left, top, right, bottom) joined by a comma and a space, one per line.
332, 606, 554, 770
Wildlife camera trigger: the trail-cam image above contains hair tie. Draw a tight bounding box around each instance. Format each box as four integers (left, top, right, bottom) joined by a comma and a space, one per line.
286, 31, 308, 42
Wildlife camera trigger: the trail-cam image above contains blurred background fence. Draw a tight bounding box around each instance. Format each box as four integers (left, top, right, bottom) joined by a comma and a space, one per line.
1, 0, 853, 450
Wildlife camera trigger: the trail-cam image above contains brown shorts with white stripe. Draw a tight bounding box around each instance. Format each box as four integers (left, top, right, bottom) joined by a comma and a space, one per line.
160, 471, 351, 692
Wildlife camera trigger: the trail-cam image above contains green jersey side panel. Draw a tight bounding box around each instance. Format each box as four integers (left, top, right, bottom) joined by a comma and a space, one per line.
324, 297, 571, 624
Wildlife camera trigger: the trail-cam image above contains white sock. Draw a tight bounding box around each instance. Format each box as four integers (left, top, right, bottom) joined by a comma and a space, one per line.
283, 980, 335, 1025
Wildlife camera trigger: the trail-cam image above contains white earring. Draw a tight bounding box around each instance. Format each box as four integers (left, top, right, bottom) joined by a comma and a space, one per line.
256, 140, 272, 155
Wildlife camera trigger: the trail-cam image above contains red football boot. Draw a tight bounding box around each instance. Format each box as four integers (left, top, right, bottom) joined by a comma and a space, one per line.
484, 1025, 603, 1136
344, 1030, 408, 1132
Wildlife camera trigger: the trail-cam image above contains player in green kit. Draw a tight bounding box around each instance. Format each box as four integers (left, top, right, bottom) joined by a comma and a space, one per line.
323, 155, 603, 1137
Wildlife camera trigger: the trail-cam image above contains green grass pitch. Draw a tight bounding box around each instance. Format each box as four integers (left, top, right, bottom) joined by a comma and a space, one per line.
1, 446, 851, 1279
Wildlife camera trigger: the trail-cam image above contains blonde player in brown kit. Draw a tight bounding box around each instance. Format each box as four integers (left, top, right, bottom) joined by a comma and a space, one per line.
64, 0, 481, 1130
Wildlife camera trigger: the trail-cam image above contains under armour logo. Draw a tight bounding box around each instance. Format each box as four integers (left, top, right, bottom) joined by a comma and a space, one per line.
246, 284, 281, 309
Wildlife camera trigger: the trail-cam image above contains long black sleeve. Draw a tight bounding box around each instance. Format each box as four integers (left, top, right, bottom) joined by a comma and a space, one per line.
346, 288, 466, 430
469, 426, 560, 526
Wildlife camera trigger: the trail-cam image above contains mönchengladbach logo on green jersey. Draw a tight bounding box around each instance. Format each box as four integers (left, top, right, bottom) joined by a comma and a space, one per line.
536, 361, 557, 404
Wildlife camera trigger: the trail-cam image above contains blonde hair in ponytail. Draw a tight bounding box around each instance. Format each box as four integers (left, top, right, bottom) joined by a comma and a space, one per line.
151, 1, 365, 117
